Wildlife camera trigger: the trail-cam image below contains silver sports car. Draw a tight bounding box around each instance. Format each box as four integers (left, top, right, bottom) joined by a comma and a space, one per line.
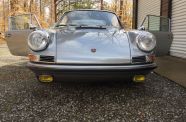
6, 10, 157, 83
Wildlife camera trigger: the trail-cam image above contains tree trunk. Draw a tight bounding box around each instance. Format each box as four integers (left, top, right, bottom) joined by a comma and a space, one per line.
100, 0, 103, 10
3, 0, 6, 32
29, 0, 33, 12
54, 0, 57, 22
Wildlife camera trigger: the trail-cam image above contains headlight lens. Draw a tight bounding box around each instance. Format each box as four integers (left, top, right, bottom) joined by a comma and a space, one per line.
28, 30, 49, 51
136, 32, 156, 52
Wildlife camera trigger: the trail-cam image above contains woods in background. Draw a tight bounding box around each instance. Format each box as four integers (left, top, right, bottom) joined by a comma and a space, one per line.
0, 0, 55, 30
104, 0, 133, 29
0, 0, 133, 40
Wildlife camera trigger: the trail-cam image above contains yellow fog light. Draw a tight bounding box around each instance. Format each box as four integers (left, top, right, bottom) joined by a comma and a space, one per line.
38, 75, 53, 83
133, 75, 145, 82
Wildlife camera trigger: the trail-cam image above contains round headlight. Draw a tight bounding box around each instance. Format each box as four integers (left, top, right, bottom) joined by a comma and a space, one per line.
136, 32, 156, 52
28, 30, 49, 51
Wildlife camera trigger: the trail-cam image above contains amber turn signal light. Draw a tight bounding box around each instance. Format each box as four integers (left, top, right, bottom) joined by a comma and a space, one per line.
146, 54, 156, 62
28, 54, 38, 62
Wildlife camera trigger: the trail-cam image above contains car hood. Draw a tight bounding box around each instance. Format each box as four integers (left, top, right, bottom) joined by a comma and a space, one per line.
55, 28, 131, 64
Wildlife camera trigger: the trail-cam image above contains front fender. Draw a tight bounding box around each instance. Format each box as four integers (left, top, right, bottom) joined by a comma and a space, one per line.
29, 29, 57, 59
127, 30, 155, 58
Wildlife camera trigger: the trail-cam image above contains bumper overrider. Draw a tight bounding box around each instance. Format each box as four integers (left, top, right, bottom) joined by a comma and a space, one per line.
27, 62, 157, 81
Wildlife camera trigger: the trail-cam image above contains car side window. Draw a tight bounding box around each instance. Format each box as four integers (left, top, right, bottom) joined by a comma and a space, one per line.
9, 14, 41, 31
59, 15, 68, 25
140, 15, 170, 32
10, 15, 31, 31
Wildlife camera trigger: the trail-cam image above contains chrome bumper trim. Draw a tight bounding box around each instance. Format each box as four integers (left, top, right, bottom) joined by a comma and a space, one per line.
27, 62, 157, 71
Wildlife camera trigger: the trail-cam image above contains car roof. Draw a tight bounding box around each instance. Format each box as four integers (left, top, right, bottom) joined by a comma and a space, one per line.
65, 9, 117, 15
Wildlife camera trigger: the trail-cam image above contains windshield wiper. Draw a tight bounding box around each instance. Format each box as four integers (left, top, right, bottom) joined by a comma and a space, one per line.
76, 25, 107, 29
56, 24, 107, 29
56, 24, 78, 27
55, 24, 67, 27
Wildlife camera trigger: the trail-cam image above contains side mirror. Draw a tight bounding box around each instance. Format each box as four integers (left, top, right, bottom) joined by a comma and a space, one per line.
29, 24, 37, 30
138, 26, 145, 31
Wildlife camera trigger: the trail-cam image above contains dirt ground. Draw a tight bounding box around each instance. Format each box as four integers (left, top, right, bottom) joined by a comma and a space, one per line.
0, 38, 6, 45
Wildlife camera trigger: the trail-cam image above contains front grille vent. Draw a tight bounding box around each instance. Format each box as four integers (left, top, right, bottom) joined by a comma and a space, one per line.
132, 56, 146, 63
40, 56, 54, 62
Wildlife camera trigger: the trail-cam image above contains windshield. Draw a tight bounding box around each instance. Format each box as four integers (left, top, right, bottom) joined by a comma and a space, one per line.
56, 10, 121, 28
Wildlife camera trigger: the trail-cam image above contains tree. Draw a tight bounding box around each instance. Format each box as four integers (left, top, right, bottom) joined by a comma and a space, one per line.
72, 0, 93, 9
56, 0, 95, 20
0, 0, 133, 34
104, 0, 133, 29
0, 0, 10, 40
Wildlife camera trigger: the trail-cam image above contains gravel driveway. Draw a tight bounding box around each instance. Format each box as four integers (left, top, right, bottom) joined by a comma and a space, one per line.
0, 44, 186, 122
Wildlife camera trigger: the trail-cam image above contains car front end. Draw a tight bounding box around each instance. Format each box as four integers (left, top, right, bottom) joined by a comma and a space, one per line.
27, 10, 157, 83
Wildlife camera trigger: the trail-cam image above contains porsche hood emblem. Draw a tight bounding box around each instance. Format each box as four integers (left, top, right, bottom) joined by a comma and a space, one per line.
91, 48, 96, 53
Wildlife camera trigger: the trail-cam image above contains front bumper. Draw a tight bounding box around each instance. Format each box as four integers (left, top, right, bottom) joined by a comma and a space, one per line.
27, 62, 157, 80
27, 62, 157, 71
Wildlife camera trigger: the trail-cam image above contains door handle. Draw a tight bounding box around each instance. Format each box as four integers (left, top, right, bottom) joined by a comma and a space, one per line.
5, 33, 11, 37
